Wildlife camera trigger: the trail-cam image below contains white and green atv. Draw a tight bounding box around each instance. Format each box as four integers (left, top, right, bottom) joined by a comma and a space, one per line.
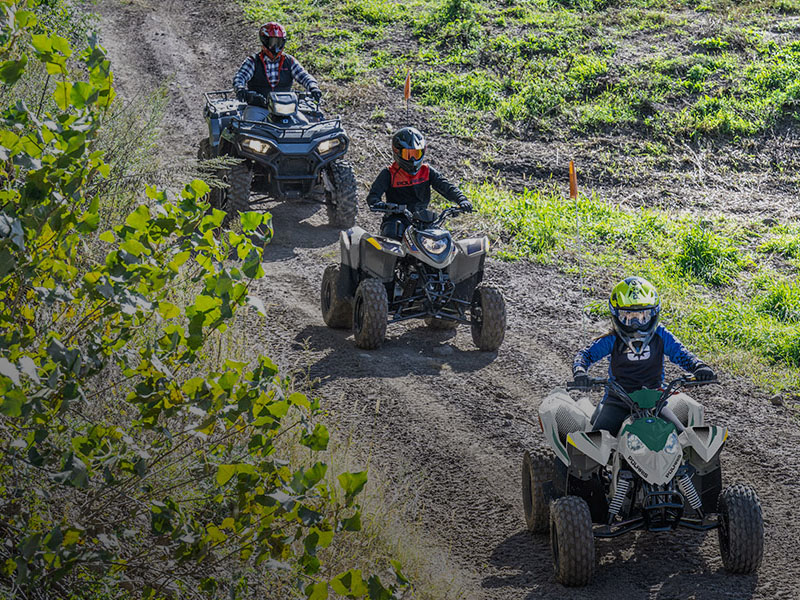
523, 376, 764, 586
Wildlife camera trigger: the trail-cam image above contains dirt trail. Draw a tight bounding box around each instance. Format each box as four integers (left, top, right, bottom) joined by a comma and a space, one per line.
97, 1, 800, 598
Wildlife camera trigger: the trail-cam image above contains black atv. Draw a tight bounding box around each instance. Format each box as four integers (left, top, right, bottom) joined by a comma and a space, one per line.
320, 204, 506, 351
198, 89, 357, 228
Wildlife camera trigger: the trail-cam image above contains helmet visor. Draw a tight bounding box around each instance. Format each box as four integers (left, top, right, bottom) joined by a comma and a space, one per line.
400, 147, 424, 161
265, 37, 284, 52
617, 307, 658, 328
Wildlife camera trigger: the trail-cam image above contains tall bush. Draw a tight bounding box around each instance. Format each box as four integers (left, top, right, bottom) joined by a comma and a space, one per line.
0, 2, 407, 598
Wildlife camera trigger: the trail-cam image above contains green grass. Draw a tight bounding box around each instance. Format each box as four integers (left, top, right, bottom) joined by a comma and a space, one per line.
241, 0, 800, 143
463, 181, 800, 392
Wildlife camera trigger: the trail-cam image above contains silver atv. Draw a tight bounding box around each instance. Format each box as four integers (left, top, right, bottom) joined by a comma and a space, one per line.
523, 376, 764, 586
320, 204, 506, 350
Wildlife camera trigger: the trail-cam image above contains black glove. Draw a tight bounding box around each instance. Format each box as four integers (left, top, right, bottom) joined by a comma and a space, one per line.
371, 201, 389, 211
310, 88, 322, 103
573, 371, 590, 390
693, 365, 716, 381
248, 91, 268, 107
459, 199, 473, 213
235, 89, 248, 102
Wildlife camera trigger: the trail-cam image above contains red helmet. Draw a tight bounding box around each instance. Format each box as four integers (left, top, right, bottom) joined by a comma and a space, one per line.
259, 23, 286, 60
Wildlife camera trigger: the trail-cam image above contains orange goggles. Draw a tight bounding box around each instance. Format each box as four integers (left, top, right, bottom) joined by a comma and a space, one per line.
399, 148, 424, 160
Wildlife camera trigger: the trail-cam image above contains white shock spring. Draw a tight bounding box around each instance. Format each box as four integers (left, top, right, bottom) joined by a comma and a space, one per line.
677, 473, 703, 511
608, 477, 631, 516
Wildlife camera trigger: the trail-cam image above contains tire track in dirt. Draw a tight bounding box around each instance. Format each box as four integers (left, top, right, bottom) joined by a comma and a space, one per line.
97, 1, 800, 598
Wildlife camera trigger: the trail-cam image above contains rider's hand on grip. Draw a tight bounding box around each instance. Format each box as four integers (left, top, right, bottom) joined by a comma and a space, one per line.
570, 372, 590, 391
235, 89, 248, 103
371, 202, 389, 211
692, 365, 716, 382
459, 199, 473, 213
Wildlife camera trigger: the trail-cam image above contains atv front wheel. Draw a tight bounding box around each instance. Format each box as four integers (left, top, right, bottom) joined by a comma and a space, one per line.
321, 264, 353, 329
550, 496, 595, 587
326, 160, 358, 229
717, 484, 764, 574
523, 448, 557, 533
424, 317, 459, 330
470, 285, 506, 351
353, 278, 388, 349
225, 162, 253, 225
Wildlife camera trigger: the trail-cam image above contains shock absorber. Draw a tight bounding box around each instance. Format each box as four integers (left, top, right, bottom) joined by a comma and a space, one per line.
608, 473, 632, 522
677, 473, 703, 513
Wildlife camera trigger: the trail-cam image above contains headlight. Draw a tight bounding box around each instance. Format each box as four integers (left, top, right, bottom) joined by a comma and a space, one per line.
242, 138, 273, 154
664, 432, 679, 455
317, 139, 341, 155
626, 433, 645, 453
419, 235, 449, 255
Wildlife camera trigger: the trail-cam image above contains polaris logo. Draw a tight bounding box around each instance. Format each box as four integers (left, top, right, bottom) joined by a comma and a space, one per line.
626, 455, 648, 478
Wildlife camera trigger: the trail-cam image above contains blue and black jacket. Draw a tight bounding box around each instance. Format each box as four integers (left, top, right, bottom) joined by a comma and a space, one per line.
573, 325, 705, 403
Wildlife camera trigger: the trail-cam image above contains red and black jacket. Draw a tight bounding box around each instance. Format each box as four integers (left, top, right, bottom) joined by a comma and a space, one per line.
365, 163, 467, 212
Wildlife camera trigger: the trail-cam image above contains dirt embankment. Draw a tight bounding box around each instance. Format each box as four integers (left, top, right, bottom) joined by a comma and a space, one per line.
97, 1, 800, 598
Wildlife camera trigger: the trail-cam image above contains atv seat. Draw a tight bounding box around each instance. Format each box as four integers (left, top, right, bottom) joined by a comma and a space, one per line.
242, 105, 310, 125
665, 392, 704, 428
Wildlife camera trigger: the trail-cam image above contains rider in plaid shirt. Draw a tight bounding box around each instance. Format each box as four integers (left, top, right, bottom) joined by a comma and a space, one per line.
233, 23, 321, 104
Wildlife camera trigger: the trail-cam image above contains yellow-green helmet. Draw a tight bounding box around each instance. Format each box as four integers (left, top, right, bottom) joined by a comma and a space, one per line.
609, 276, 661, 355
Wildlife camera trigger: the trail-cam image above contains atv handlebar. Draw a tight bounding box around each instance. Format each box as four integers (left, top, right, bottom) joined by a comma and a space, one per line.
566, 375, 718, 417
369, 204, 466, 226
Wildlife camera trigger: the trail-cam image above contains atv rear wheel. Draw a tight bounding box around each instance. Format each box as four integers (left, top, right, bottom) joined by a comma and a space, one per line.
523, 448, 557, 533
470, 285, 506, 351
353, 278, 388, 349
424, 317, 459, 330
224, 162, 253, 226
717, 484, 764, 574
321, 264, 353, 329
550, 496, 595, 587
326, 160, 358, 229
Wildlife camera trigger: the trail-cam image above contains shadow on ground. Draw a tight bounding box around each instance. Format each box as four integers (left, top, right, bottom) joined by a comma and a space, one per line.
483, 527, 759, 600
293, 323, 498, 382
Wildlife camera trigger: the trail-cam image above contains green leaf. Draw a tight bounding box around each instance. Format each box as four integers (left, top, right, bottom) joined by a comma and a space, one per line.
125, 205, 151, 230
194, 295, 218, 312
54, 81, 72, 110
390, 560, 410, 586
31, 34, 52, 54
0, 57, 28, 85
288, 392, 311, 410
216, 464, 236, 486
70, 81, 97, 108
240, 211, 263, 232
305, 582, 328, 600
331, 569, 367, 598
367, 576, 392, 600
301, 423, 329, 451
339, 512, 361, 532
99, 230, 115, 243
338, 471, 368, 499
158, 302, 180, 319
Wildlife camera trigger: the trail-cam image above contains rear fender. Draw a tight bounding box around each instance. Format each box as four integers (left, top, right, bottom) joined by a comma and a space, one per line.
539, 388, 594, 467
679, 425, 728, 463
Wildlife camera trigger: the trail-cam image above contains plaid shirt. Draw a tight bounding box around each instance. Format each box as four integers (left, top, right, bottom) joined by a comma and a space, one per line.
233, 52, 318, 92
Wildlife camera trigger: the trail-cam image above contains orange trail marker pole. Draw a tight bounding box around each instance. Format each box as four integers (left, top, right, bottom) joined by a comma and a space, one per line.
404, 69, 411, 124
569, 160, 578, 200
